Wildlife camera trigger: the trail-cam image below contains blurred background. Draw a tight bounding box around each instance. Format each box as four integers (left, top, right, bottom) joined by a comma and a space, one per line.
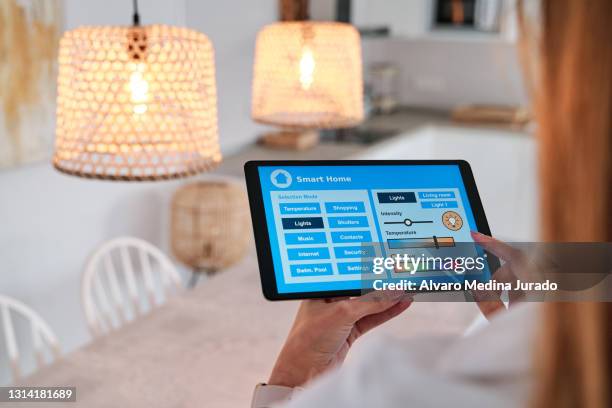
0, 0, 536, 405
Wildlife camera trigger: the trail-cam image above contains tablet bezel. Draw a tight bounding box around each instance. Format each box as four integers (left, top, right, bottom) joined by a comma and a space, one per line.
244, 160, 499, 301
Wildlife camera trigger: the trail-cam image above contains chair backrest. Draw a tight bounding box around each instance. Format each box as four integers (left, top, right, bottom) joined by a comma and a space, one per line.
0, 295, 60, 383
82, 237, 183, 337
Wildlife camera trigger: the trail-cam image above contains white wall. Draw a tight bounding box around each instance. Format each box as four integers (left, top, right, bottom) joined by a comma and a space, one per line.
185, 0, 276, 153
352, 0, 526, 109
309, 0, 525, 109
64, 0, 188, 27
0, 0, 276, 384
362, 36, 527, 109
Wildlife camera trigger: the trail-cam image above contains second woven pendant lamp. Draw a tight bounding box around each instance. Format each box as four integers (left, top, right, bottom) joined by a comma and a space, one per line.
251, 19, 364, 129
53, 1, 221, 181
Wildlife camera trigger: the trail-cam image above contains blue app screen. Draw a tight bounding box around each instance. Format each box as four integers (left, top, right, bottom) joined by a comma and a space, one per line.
258, 165, 490, 294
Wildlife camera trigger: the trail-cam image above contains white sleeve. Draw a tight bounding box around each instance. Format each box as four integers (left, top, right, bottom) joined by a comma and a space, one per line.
282, 367, 357, 408
282, 305, 537, 408
251, 383, 296, 408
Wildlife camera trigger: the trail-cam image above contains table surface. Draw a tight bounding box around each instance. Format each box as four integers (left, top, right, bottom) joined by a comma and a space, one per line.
19, 252, 479, 407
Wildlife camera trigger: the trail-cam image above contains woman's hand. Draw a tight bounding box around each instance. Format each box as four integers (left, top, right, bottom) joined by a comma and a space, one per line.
470, 231, 530, 319
268, 291, 413, 388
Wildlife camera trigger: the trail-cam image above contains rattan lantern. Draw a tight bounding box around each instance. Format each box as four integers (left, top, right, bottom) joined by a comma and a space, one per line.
53, 23, 221, 181
170, 180, 251, 285
251, 22, 364, 129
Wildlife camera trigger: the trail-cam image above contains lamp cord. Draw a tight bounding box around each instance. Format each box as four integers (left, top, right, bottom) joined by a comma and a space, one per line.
132, 0, 140, 26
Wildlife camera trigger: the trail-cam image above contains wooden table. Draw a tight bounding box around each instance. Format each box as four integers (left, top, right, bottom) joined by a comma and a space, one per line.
18, 252, 479, 407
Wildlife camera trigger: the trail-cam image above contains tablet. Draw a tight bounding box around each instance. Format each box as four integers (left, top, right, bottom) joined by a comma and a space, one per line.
245, 160, 498, 300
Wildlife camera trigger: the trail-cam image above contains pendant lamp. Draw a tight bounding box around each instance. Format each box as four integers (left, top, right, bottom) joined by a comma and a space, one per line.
251, 21, 364, 129
53, 1, 221, 181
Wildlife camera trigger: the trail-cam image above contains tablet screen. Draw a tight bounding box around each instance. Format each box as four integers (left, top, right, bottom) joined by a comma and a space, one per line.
256, 164, 491, 294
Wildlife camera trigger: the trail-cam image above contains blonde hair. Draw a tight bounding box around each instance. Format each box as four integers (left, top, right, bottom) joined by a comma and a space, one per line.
521, 1, 612, 407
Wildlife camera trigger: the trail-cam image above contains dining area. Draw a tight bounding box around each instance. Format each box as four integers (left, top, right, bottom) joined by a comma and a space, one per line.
2, 120, 535, 406
11, 251, 299, 407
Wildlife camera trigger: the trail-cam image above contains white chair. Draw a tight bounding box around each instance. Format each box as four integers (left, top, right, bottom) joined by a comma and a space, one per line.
82, 237, 183, 337
0, 295, 60, 382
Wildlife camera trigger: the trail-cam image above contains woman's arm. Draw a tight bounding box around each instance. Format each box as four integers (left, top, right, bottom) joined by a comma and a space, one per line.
269, 291, 412, 387
252, 291, 412, 406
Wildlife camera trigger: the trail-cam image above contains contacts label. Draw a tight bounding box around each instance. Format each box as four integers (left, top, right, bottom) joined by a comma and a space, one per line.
330, 231, 372, 243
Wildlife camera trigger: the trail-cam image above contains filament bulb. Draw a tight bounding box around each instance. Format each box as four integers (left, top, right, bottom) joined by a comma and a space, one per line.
299, 46, 315, 90
129, 63, 149, 114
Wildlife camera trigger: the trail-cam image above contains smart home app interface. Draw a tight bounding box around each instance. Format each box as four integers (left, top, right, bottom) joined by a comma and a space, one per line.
258, 165, 490, 293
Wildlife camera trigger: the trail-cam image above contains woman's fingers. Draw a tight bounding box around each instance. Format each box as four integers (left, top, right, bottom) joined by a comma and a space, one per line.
469, 233, 517, 317
342, 290, 406, 322
471, 231, 523, 262
324, 297, 351, 303
471, 290, 506, 319
491, 262, 515, 283
354, 298, 413, 336
475, 299, 506, 320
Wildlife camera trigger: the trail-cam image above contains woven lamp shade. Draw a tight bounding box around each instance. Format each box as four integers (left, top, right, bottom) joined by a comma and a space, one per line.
170, 180, 251, 273
53, 25, 221, 181
251, 22, 364, 129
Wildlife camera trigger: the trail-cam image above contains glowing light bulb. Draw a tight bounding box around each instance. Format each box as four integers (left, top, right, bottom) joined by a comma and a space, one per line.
129, 63, 149, 114
299, 46, 315, 90
448, 217, 456, 226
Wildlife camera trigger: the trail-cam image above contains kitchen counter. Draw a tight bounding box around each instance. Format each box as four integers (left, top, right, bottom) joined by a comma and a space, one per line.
214, 108, 528, 179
